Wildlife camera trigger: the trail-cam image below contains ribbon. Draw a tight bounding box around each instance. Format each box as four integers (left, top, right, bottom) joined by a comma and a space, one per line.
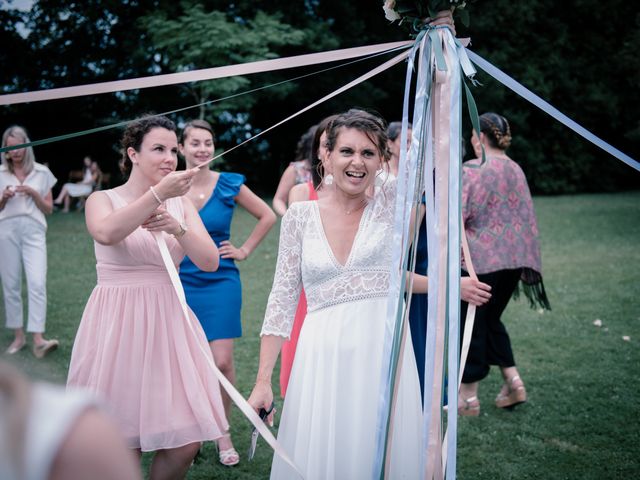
373, 29, 427, 480
152, 232, 303, 477
465, 49, 639, 172
195, 50, 410, 170
0, 41, 411, 106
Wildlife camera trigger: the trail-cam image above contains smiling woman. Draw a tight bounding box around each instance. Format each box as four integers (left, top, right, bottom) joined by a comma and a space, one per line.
66, 115, 231, 479
248, 109, 425, 479
177, 119, 276, 467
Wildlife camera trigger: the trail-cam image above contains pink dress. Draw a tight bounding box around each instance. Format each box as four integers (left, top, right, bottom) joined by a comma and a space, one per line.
279, 181, 317, 398
67, 190, 228, 452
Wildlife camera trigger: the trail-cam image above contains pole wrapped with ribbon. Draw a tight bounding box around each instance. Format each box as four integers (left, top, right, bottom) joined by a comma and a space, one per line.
373, 17, 482, 478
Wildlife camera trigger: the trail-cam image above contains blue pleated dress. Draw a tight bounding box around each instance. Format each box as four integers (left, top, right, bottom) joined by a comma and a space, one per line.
180, 172, 245, 341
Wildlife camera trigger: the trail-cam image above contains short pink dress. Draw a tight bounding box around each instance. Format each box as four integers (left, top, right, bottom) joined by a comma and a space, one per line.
67, 190, 228, 452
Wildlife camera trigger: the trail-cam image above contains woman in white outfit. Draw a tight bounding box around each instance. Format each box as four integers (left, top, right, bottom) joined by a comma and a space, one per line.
249, 109, 425, 479
0, 125, 59, 358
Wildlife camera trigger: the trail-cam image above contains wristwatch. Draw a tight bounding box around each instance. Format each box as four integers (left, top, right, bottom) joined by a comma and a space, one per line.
173, 222, 188, 239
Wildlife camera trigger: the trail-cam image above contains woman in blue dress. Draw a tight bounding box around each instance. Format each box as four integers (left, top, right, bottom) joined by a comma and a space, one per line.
178, 119, 276, 466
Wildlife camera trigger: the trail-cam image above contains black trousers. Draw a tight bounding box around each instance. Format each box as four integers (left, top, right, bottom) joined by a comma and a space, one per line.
460, 269, 522, 383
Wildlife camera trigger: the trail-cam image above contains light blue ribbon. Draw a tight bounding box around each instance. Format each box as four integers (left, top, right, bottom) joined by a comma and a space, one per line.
372, 30, 425, 480
465, 49, 639, 172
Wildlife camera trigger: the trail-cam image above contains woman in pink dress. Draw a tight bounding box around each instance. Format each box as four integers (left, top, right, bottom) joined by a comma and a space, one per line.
67, 115, 228, 479
279, 115, 336, 398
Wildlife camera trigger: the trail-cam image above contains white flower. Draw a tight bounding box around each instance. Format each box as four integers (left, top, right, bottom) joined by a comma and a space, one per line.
383, 0, 401, 22
593, 319, 602, 327
622, 336, 631, 342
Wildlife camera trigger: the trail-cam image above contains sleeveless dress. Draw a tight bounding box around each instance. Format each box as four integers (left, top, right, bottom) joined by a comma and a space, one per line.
180, 172, 245, 340
262, 179, 423, 479
67, 189, 228, 452
279, 180, 317, 398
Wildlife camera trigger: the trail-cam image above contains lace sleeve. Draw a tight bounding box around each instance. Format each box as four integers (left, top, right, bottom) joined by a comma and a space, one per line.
373, 173, 398, 218
260, 203, 306, 338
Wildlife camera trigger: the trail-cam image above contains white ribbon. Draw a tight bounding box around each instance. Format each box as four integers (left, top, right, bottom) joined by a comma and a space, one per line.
153, 232, 304, 477
0, 41, 411, 106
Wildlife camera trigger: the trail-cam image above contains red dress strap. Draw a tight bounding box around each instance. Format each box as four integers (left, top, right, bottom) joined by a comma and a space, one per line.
307, 180, 318, 201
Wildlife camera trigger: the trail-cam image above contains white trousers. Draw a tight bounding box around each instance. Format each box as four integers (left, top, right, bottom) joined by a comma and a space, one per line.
0, 216, 48, 333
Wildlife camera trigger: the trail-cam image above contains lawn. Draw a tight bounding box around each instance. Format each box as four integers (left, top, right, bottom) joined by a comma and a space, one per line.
1, 191, 639, 479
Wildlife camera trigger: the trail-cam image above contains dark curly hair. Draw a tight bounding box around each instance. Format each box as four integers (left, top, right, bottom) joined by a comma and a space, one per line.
479, 112, 512, 150
119, 115, 176, 176
325, 109, 390, 163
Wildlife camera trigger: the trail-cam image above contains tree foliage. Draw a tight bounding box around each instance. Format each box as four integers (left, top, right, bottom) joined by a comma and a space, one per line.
0, 0, 637, 193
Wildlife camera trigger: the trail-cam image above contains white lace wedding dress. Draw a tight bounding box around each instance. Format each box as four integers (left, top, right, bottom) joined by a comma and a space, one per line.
261, 181, 423, 479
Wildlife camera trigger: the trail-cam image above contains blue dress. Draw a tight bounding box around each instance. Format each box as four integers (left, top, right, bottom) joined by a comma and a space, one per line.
409, 214, 428, 400
180, 172, 245, 341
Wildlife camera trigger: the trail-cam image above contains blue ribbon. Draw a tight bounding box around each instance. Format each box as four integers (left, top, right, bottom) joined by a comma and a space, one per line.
465, 49, 639, 172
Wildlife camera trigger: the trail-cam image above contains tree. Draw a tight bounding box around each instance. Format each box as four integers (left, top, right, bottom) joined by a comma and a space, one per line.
1, 0, 637, 194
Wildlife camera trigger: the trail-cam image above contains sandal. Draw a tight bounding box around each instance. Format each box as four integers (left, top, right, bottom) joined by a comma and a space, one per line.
5, 338, 26, 355
216, 433, 239, 467
33, 339, 59, 359
495, 375, 527, 409
458, 395, 481, 417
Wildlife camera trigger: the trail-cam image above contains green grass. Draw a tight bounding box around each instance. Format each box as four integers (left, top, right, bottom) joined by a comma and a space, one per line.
2, 192, 639, 479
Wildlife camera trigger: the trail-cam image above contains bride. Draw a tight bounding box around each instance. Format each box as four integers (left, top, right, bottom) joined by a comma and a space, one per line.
249, 107, 490, 478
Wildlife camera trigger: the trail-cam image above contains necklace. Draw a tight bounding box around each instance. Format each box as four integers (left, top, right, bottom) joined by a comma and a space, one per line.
340, 197, 368, 215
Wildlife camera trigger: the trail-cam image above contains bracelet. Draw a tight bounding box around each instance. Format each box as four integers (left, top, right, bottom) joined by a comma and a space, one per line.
173, 222, 188, 239
149, 186, 163, 205
239, 246, 249, 259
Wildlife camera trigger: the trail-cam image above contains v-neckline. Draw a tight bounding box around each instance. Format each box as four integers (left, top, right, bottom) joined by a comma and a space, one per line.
196, 172, 221, 212
312, 200, 371, 268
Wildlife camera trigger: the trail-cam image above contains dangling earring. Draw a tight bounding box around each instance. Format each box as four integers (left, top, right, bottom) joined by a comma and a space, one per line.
324, 174, 334, 186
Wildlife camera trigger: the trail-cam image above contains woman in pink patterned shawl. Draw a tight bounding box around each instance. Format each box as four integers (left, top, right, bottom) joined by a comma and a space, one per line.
458, 112, 550, 417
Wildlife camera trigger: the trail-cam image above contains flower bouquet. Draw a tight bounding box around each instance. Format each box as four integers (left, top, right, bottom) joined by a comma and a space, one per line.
382, 0, 474, 31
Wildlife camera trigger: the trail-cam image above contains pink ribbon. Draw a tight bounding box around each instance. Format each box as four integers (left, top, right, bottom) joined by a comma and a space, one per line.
0, 41, 411, 106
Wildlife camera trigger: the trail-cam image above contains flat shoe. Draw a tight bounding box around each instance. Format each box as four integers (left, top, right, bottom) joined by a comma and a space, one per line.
5, 339, 26, 355
33, 339, 59, 359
